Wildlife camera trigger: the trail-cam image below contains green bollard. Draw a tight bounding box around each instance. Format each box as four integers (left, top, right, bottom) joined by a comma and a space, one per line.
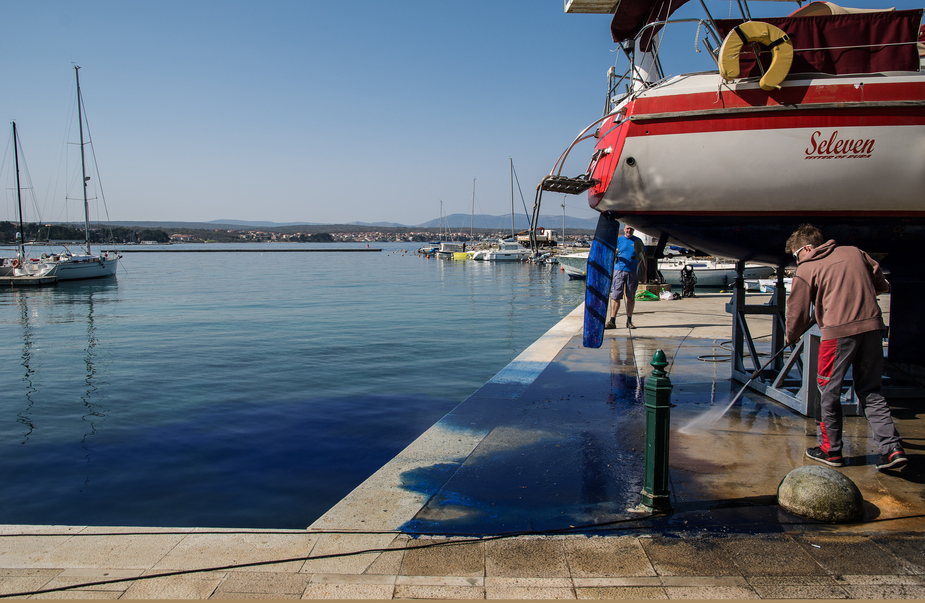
641, 349, 672, 512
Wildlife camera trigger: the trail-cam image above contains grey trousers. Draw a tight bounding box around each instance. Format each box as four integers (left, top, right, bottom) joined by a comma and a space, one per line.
816, 330, 902, 456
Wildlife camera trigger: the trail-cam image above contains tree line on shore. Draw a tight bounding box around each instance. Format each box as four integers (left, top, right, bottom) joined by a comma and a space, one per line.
2, 221, 595, 245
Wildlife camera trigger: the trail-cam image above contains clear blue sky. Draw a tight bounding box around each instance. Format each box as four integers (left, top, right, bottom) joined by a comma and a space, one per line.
2, 1, 919, 226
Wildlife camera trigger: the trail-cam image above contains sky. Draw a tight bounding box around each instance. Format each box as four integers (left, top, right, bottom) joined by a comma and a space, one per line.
2, 0, 920, 227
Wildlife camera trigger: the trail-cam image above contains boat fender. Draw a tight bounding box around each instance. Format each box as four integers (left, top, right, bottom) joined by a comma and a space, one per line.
11, 258, 21, 269
718, 21, 793, 91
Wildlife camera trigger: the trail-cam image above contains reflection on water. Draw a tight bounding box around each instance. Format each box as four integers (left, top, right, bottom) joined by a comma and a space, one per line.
0, 244, 585, 527
16, 293, 36, 444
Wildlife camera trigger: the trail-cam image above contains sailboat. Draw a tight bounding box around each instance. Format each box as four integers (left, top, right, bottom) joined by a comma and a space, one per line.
17, 66, 119, 281
471, 159, 532, 261
1, 121, 50, 278
538, 0, 924, 269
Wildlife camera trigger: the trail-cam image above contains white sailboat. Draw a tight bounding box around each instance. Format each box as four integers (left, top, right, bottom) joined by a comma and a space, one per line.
2, 121, 50, 278
18, 66, 119, 281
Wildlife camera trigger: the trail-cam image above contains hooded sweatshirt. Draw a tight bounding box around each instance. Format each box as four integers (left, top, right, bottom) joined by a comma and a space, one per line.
785, 239, 889, 344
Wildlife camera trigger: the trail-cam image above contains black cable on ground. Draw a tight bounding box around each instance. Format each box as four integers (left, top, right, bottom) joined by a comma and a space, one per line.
0, 514, 665, 598
5, 509, 925, 598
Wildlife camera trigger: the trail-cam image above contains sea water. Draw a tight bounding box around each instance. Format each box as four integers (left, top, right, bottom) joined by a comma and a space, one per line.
0, 243, 584, 528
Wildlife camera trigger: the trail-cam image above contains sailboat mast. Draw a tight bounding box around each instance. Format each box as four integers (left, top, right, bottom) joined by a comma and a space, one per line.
509, 158, 514, 238
12, 122, 26, 259
75, 65, 91, 255
470, 178, 475, 238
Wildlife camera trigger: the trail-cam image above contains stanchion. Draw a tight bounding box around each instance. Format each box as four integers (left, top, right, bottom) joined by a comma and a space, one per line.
641, 350, 672, 512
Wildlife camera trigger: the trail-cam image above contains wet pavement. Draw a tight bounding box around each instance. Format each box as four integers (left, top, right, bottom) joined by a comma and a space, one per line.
1, 293, 923, 598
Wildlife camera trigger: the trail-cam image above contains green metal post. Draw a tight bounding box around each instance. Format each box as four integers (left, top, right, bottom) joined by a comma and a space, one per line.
641, 350, 672, 512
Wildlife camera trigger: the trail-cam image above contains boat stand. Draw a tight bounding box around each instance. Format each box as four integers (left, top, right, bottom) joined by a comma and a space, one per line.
724, 262, 859, 417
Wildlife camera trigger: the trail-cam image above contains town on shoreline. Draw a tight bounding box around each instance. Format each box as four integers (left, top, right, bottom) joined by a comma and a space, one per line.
1, 220, 595, 246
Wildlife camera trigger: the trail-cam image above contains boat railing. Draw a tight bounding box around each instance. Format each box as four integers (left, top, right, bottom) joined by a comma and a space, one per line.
605, 18, 718, 115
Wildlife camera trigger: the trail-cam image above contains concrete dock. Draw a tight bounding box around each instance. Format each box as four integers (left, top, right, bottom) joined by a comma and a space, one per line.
1, 293, 923, 599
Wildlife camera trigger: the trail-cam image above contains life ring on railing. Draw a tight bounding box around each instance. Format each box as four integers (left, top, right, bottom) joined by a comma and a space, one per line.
11, 258, 21, 269
718, 21, 793, 92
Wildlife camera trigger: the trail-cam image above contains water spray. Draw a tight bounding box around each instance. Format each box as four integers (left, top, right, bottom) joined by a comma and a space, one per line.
679, 319, 815, 434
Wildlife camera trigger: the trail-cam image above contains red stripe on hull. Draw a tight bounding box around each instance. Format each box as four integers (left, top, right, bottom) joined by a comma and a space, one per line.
633, 80, 925, 115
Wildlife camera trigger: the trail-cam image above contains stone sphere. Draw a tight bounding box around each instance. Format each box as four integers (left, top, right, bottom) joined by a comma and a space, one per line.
778, 466, 864, 523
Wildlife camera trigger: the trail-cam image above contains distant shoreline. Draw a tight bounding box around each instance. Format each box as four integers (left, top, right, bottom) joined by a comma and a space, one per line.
105, 247, 382, 253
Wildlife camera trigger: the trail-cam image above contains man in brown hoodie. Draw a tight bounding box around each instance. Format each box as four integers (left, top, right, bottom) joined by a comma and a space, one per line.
785, 224, 906, 471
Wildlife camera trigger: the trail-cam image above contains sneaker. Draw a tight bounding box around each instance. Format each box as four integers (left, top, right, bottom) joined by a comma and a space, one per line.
604, 319, 616, 330
626, 319, 636, 329
805, 446, 844, 467
876, 448, 908, 470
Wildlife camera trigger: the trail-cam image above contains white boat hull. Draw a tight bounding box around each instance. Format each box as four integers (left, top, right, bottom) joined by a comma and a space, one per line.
557, 253, 589, 278
658, 261, 775, 288
585, 72, 925, 267
51, 256, 118, 280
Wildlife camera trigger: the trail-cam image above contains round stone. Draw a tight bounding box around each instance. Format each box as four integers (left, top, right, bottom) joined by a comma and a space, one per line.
778, 465, 864, 523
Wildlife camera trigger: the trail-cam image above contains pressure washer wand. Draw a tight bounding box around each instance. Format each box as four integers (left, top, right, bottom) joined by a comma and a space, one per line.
726, 346, 789, 407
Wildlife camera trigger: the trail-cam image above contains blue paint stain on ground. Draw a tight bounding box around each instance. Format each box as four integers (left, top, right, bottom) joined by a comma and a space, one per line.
398, 336, 648, 535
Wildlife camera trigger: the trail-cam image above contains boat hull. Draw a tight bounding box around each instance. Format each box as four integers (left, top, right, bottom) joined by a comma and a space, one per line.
658, 262, 775, 288
48, 256, 118, 280
588, 73, 925, 269
558, 254, 589, 278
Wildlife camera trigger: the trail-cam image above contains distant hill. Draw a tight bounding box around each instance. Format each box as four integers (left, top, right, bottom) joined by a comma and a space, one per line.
101, 214, 598, 232
212, 219, 321, 227
417, 213, 599, 232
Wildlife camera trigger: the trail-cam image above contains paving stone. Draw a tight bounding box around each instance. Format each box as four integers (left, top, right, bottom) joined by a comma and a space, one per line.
485, 584, 576, 599
575, 585, 668, 599
29, 591, 123, 599
751, 584, 849, 599
397, 576, 484, 587
214, 571, 311, 595
120, 572, 225, 599
841, 583, 925, 598
795, 533, 913, 575
484, 538, 569, 578
152, 532, 312, 572
394, 584, 485, 599
871, 534, 925, 574
661, 585, 760, 599
563, 536, 656, 577
640, 535, 742, 576
659, 576, 748, 587
746, 575, 840, 586
300, 582, 394, 599
362, 536, 407, 576
299, 533, 397, 575
211, 594, 299, 600
399, 538, 484, 577
572, 577, 660, 587
719, 534, 827, 577
0, 575, 57, 597
0, 535, 77, 568
835, 574, 925, 585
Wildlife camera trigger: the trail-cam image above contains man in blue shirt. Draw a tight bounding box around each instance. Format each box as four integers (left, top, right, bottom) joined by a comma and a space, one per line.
605, 225, 647, 330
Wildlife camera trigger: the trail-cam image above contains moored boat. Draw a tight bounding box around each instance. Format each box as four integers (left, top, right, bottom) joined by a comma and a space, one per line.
657, 258, 775, 288
556, 249, 774, 287
11, 66, 120, 282
472, 239, 531, 262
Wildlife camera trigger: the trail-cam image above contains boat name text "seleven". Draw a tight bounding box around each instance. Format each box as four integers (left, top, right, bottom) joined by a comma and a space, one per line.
805, 130, 874, 160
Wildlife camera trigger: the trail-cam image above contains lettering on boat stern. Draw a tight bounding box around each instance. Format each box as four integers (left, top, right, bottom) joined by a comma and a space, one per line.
805, 130, 875, 159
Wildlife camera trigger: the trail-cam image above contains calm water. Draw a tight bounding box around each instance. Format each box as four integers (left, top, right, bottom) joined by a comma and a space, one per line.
0, 243, 584, 528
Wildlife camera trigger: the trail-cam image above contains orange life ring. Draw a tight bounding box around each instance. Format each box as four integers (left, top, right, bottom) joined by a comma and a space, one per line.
11, 258, 21, 269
